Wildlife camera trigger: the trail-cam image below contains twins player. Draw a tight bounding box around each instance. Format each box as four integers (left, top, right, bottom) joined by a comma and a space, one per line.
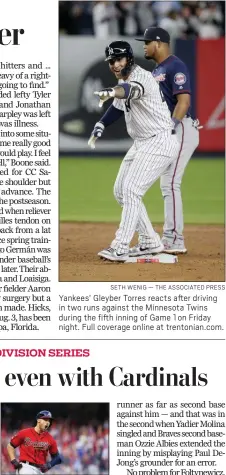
7, 410, 62, 474
136, 27, 201, 254
88, 41, 179, 262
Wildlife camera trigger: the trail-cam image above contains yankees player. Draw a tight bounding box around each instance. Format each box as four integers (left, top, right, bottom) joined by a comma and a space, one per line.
7, 410, 62, 474
136, 27, 201, 254
88, 41, 180, 262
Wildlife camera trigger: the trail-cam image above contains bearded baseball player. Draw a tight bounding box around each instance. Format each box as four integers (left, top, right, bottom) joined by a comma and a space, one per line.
88, 40, 180, 262
7, 410, 62, 474
136, 27, 202, 254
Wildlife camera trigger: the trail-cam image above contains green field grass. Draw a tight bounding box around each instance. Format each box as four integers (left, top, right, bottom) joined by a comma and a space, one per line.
60, 157, 224, 224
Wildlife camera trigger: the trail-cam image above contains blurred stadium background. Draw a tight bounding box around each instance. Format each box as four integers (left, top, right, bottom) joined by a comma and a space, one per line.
59, 0, 224, 228
1, 403, 109, 474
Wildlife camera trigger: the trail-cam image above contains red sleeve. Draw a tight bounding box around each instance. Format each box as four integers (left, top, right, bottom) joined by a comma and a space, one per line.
10, 431, 25, 448
49, 437, 58, 455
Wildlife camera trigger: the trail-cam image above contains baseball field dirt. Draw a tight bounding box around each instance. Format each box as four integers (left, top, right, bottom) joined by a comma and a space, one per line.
59, 223, 224, 282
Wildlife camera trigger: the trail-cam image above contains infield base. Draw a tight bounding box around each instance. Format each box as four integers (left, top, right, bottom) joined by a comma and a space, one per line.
125, 253, 178, 264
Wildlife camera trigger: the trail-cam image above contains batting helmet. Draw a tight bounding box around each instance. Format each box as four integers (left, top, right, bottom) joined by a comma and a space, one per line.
36, 410, 53, 424
105, 41, 134, 76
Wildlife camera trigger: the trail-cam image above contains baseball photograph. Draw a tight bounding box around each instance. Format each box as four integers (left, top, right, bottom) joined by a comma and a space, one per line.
1, 402, 109, 475
59, 0, 225, 282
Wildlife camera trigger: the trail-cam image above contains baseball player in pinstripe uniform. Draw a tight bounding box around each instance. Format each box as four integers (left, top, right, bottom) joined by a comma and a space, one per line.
88, 41, 180, 262
136, 27, 201, 254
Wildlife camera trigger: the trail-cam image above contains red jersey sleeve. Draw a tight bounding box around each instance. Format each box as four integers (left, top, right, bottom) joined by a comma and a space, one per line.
10, 430, 25, 448
49, 436, 58, 455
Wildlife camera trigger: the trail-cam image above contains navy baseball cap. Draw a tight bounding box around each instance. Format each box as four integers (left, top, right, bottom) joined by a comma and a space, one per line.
36, 410, 53, 420
135, 27, 170, 44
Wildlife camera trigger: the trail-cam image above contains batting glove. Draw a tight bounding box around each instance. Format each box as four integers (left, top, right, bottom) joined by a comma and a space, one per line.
193, 119, 203, 130
40, 462, 51, 473
88, 122, 105, 149
11, 459, 23, 470
94, 88, 115, 107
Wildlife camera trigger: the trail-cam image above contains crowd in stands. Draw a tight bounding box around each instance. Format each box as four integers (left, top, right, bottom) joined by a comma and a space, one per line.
59, 1, 225, 39
1, 418, 109, 474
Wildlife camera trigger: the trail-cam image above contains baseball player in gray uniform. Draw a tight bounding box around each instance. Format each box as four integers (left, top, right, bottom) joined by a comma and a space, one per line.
88, 41, 180, 262
136, 27, 201, 254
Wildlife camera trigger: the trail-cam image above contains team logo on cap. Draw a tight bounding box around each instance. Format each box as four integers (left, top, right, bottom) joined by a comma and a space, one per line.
174, 72, 186, 85
108, 47, 127, 55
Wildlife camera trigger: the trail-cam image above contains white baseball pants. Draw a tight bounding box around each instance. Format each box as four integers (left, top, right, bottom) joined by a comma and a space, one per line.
111, 129, 180, 253
16, 462, 42, 475
160, 117, 199, 242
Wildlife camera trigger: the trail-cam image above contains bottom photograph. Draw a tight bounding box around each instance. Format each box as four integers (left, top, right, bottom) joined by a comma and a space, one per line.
1, 402, 109, 475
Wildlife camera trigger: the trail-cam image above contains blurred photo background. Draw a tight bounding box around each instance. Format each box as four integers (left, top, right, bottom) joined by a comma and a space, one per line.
59, 1, 225, 39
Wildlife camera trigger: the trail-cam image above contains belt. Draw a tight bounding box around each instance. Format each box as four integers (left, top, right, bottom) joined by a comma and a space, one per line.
21, 461, 40, 468
152, 130, 175, 138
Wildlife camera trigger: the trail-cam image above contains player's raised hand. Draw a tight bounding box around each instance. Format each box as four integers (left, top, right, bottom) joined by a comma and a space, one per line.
88, 122, 105, 149
94, 88, 115, 107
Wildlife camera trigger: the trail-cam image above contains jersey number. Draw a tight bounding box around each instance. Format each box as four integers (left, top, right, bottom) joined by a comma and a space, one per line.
159, 87, 165, 102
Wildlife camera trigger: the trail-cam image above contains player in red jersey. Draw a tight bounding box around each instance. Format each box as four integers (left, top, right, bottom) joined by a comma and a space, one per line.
7, 410, 62, 474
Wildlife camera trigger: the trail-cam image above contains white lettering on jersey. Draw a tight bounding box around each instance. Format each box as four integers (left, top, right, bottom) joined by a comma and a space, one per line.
153, 73, 166, 82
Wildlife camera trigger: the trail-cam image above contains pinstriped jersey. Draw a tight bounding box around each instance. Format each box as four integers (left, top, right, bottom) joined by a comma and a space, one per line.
113, 65, 173, 140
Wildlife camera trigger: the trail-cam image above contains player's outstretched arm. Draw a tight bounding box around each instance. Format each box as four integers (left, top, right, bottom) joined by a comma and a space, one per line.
93, 82, 143, 108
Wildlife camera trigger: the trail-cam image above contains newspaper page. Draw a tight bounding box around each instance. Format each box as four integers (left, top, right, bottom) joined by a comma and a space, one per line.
0, 2, 225, 475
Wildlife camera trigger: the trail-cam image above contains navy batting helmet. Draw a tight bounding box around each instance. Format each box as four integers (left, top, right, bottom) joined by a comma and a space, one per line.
36, 410, 53, 422
105, 41, 134, 76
